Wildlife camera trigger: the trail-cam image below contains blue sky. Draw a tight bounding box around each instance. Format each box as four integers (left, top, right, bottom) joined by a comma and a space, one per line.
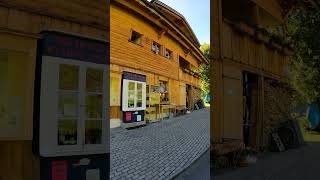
159, 0, 210, 44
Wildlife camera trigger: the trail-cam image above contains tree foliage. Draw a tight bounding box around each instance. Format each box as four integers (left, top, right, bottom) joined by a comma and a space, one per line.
287, 8, 320, 105
199, 43, 211, 96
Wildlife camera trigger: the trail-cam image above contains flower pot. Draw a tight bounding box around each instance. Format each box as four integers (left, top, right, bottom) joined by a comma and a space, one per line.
234, 22, 255, 36
270, 41, 282, 51
255, 31, 270, 44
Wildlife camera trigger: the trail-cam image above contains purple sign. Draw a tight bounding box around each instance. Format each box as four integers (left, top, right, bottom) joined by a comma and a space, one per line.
122, 71, 146, 82
42, 31, 109, 64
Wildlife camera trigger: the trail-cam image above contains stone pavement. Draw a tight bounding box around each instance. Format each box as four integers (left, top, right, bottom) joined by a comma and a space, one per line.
110, 108, 210, 180
214, 142, 320, 180
174, 149, 210, 180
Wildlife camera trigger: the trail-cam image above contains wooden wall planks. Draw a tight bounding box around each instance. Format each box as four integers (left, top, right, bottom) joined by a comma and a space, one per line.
0, 1, 108, 180
221, 21, 288, 79
109, 2, 203, 114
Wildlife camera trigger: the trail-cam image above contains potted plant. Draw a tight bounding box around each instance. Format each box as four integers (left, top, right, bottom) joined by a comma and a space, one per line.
238, 147, 258, 167
255, 27, 270, 44
269, 33, 285, 51
233, 16, 256, 36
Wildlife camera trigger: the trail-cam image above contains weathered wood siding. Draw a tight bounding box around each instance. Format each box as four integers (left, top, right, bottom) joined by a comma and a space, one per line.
221, 20, 289, 80
251, 0, 283, 22
110, 3, 201, 83
110, 1, 203, 119
0, 1, 108, 179
0, 1, 107, 40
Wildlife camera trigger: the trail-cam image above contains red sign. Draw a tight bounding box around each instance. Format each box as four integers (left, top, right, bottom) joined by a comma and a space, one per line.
126, 112, 132, 121
52, 160, 68, 180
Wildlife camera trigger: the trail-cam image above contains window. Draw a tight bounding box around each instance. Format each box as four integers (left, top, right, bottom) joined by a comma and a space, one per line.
137, 83, 143, 107
122, 80, 146, 111
130, 30, 143, 45
85, 68, 104, 145
159, 81, 169, 103
58, 64, 79, 146
39, 58, 107, 157
164, 49, 172, 59
152, 41, 161, 54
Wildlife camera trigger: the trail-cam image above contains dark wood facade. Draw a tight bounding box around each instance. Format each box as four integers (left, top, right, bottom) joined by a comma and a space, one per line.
211, 0, 292, 153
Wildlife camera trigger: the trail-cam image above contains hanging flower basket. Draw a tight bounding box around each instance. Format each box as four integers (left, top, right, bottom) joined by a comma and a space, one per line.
234, 22, 255, 36
255, 28, 270, 44
269, 40, 283, 51
255, 32, 270, 44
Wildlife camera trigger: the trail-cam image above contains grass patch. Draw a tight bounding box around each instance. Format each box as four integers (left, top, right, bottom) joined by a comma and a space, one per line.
296, 116, 320, 142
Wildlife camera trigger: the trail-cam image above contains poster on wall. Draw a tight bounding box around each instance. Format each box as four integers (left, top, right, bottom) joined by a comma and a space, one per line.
149, 85, 160, 105
110, 76, 121, 106
0, 51, 24, 138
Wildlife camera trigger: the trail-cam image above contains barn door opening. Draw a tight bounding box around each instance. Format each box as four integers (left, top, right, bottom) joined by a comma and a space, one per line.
186, 84, 192, 111
243, 72, 259, 147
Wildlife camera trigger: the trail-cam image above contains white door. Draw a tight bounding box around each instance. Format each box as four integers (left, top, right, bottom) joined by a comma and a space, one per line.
40, 56, 107, 157
122, 79, 146, 112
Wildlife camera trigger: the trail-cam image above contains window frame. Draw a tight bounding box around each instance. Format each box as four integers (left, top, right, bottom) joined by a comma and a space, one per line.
151, 41, 162, 55
122, 79, 147, 111
39, 56, 108, 157
129, 30, 143, 46
164, 48, 173, 59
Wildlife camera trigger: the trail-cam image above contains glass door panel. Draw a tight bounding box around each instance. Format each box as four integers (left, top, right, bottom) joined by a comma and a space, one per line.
58, 119, 78, 145
85, 120, 102, 144
58, 64, 80, 146
86, 68, 103, 93
137, 83, 143, 108
59, 64, 79, 90
85, 68, 104, 145
128, 82, 135, 108
86, 95, 103, 119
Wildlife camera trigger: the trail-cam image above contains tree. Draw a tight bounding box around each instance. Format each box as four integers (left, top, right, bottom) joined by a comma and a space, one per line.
199, 43, 211, 97
286, 8, 320, 105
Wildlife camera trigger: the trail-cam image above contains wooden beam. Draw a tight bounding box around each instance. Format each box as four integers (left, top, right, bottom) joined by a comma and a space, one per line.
158, 28, 168, 39
211, 0, 224, 143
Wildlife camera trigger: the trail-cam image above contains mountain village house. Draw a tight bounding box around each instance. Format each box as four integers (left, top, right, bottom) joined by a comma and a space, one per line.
110, 0, 208, 128
211, 0, 294, 154
0, 1, 109, 179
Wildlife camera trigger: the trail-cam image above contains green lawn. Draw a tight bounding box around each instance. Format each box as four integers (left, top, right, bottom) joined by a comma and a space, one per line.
297, 116, 320, 142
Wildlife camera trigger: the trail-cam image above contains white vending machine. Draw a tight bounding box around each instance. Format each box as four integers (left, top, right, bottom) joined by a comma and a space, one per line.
121, 71, 147, 128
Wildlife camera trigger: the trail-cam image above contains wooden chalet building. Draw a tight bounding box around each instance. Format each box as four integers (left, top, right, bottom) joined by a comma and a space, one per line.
211, 0, 295, 154
110, 0, 208, 127
0, 1, 109, 179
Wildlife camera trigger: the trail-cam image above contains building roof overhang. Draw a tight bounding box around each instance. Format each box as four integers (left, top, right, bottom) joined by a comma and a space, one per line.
112, 0, 208, 65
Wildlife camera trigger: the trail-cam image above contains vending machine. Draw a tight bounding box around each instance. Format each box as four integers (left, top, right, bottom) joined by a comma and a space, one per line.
121, 72, 147, 128
33, 31, 109, 180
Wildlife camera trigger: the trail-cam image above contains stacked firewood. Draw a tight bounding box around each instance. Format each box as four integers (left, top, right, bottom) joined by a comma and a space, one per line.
189, 86, 202, 110
263, 80, 293, 147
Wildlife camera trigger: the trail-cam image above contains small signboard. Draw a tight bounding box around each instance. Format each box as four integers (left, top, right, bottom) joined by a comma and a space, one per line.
271, 132, 285, 152
51, 160, 67, 180
42, 31, 108, 64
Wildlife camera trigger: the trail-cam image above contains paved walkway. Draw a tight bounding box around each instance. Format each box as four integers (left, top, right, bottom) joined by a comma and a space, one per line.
214, 142, 320, 180
174, 149, 210, 180
110, 108, 210, 180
